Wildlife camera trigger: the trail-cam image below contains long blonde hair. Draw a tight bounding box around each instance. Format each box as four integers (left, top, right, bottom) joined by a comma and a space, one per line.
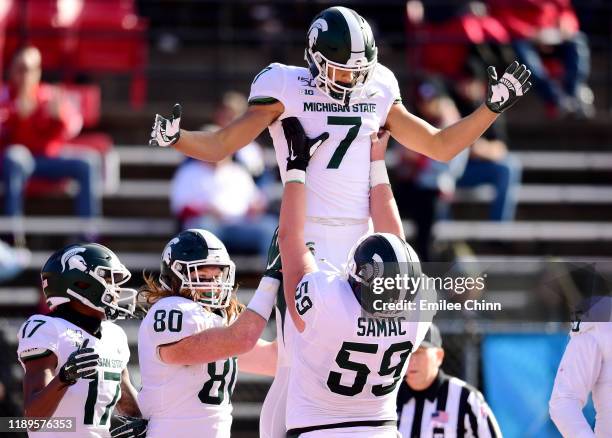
139, 273, 245, 323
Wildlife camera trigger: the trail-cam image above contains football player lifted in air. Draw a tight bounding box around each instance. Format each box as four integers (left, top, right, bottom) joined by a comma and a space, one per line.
135, 229, 279, 438
17, 243, 146, 438
150, 6, 531, 270
278, 118, 433, 437
149, 6, 530, 436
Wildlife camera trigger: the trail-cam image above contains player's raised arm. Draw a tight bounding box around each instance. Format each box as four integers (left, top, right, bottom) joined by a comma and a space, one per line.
369, 129, 404, 239
149, 101, 283, 162
278, 117, 327, 333
386, 61, 531, 162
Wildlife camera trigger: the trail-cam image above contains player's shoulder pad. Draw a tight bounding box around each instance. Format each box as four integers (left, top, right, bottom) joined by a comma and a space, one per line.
371, 63, 401, 101
101, 320, 130, 361
144, 296, 212, 349
249, 63, 290, 105
17, 314, 60, 360
372, 64, 398, 85
150, 295, 200, 313
299, 269, 341, 292
18, 314, 58, 341
570, 320, 612, 338
101, 320, 128, 341
374, 63, 396, 80
151, 296, 210, 322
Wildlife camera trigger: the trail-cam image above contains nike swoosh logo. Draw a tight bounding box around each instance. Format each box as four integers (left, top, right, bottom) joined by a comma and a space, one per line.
309, 139, 323, 156
289, 151, 298, 161
267, 254, 280, 270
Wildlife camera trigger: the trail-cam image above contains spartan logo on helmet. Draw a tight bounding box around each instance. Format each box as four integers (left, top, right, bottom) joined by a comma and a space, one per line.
61, 247, 87, 273
308, 18, 328, 48
162, 237, 180, 265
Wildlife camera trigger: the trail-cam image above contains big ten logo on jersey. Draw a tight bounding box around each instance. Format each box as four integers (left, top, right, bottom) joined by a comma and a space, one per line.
298, 76, 315, 95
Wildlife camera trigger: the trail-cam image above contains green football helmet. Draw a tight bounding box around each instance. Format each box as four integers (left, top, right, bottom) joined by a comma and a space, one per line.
41, 243, 136, 320
159, 229, 236, 309
305, 6, 378, 104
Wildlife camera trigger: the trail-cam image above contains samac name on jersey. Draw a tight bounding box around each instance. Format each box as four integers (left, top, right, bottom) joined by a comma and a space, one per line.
357, 316, 408, 337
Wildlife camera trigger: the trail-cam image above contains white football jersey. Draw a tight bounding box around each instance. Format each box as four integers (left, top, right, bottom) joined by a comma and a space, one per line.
137, 296, 237, 438
17, 314, 130, 438
249, 62, 401, 220
286, 270, 431, 432
550, 319, 612, 437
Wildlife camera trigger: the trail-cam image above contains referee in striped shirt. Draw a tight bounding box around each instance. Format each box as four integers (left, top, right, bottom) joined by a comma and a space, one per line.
396, 324, 502, 437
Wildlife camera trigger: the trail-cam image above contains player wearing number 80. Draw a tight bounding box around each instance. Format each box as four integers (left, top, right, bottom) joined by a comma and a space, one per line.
17, 243, 142, 438
136, 229, 279, 438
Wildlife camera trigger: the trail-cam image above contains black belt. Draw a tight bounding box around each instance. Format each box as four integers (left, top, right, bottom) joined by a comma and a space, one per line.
287, 419, 396, 437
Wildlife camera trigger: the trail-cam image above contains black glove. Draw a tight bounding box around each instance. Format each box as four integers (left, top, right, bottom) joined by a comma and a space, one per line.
58, 339, 99, 385
486, 61, 532, 114
263, 227, 282, 281
282, 117, 329, 172
110, 415, 148, 438
150, 103, 182, 147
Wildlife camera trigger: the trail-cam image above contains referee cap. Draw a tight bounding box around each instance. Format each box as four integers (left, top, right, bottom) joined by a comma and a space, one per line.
420, 323, 442, 348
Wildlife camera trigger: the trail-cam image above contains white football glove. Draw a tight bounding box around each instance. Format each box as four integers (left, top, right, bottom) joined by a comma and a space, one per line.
486, 61, 532, 114
149, 103, 182, 147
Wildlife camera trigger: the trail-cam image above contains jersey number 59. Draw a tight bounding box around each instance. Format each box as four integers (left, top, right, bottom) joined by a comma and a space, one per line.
327, 341, 413, 397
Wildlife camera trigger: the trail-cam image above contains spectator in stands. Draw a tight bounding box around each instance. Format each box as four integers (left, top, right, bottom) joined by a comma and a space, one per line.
488, 0, 593, 118
405, 1, 510, 81
170, 126, 277, 258
0, 46, 101, 221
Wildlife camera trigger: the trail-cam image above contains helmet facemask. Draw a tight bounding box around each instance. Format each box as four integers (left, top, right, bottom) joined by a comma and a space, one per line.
64, 263, 136, 320
306, 47, 377, 105
93, 265, 137, 319
162, 259, 236, 309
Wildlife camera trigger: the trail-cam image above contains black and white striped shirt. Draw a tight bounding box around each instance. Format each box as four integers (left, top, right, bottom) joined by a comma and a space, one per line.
396, 371, 502, 438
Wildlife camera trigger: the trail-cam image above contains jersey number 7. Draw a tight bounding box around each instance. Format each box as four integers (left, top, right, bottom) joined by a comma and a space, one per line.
327, 341, 413, 397
326, 116, 362, 169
